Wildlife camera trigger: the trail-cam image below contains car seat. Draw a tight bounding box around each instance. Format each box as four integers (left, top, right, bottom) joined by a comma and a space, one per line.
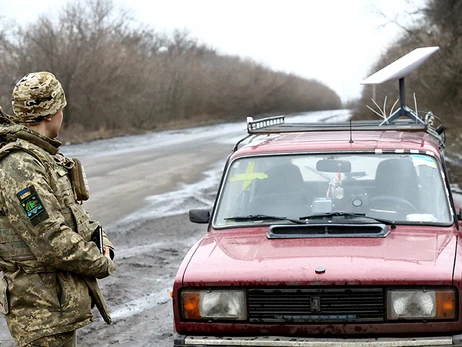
372, 158, 420, 213
249, 162, 308, 218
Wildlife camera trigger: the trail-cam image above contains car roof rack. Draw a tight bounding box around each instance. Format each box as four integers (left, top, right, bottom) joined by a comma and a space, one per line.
247, 116, 429, 134
240, 115, 444, 147
233, 47, 445, 151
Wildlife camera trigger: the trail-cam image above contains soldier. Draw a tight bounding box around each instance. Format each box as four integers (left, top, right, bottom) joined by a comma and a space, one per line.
0, 72, 115, 347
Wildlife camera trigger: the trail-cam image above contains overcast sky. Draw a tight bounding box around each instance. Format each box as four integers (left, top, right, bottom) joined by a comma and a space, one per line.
1, 0, 425, 102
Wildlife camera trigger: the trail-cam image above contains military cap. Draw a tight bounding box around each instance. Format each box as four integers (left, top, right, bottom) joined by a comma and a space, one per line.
12, 72, 67, 123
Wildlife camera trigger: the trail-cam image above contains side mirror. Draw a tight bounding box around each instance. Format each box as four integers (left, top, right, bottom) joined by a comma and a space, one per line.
189, 209, 211, 224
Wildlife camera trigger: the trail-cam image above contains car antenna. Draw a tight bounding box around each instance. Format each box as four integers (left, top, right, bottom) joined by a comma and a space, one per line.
349, 119, 353, 143
361, 46, 440, 125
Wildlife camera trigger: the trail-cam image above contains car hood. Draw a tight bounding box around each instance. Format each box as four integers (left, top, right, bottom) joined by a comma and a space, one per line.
182, 226, 457, 286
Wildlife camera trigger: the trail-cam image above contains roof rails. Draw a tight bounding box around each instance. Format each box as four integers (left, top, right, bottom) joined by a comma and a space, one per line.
232, 115, 445, 152
246, 116, 430, 134
244, 114, 444, 145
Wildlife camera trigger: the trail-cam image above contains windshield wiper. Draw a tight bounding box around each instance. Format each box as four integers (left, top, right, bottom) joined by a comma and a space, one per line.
226, 212, 396, 228
300, 212, 366, 220
300, 212, 395, 228
225, 214, 306, 224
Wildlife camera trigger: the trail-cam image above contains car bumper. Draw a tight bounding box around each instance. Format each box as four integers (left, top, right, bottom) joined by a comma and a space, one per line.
174, 334, 462, 346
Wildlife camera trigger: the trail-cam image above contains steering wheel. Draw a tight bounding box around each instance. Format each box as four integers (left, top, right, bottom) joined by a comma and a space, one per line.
369, 195, 419, 214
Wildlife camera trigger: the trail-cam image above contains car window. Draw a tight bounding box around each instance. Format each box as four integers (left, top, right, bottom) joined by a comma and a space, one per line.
213, 153, 452, 226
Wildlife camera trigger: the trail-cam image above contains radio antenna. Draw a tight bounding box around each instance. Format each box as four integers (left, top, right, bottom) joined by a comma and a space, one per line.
349, 119, 353, 143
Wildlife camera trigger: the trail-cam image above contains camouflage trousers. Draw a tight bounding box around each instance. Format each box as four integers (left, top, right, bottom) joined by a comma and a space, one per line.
25, 330, 76, 347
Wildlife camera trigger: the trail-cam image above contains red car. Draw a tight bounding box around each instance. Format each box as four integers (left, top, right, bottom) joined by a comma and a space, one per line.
172, 47, 462, 346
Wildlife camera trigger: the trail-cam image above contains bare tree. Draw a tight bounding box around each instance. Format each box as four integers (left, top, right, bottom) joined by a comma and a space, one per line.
0, 0, 342, 143
353, 0, 462, 146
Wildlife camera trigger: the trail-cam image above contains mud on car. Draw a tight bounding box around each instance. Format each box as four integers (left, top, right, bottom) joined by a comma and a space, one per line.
172, 47, 462, 346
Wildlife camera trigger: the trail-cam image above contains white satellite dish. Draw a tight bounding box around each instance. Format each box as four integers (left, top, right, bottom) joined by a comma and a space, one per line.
361, 46, 440, 125
362, 46, 440, 85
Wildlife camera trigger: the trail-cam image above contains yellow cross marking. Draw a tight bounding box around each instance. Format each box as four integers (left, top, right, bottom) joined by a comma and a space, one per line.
229, 161, 267, 191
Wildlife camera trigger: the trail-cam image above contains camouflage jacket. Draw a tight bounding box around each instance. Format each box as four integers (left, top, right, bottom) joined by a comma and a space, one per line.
0, 124, 115, 346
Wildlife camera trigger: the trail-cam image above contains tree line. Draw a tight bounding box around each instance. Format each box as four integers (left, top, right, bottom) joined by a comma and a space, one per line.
352, 0, 461, 148
0, 0, 341, 143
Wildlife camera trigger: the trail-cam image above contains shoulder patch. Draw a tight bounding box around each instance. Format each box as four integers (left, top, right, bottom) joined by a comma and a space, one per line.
16, 186, 49, 226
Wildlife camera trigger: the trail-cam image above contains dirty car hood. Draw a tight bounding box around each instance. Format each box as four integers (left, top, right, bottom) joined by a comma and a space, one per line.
182, 226, 457, 286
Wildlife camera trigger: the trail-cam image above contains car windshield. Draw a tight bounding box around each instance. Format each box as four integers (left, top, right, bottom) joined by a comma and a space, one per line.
213, 153, 453, 227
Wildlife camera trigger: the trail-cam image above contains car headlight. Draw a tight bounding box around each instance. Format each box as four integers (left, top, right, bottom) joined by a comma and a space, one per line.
181, 289, 247, 321
387, 288, 456, 320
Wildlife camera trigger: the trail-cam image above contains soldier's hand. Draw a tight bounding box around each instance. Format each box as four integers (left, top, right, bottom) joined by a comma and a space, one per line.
103, 246, 111, 259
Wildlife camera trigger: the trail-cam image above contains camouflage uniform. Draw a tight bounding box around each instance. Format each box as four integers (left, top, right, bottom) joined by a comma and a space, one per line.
0, 72, 115, 346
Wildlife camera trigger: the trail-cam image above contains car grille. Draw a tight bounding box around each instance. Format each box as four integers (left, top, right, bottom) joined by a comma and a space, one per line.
248, 287, 384, 323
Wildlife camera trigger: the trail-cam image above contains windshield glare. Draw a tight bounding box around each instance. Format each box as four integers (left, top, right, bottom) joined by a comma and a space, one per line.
213, 153, 453, 226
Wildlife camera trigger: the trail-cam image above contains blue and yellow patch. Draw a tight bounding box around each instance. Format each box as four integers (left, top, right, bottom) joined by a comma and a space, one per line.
16, 186, 49, 226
